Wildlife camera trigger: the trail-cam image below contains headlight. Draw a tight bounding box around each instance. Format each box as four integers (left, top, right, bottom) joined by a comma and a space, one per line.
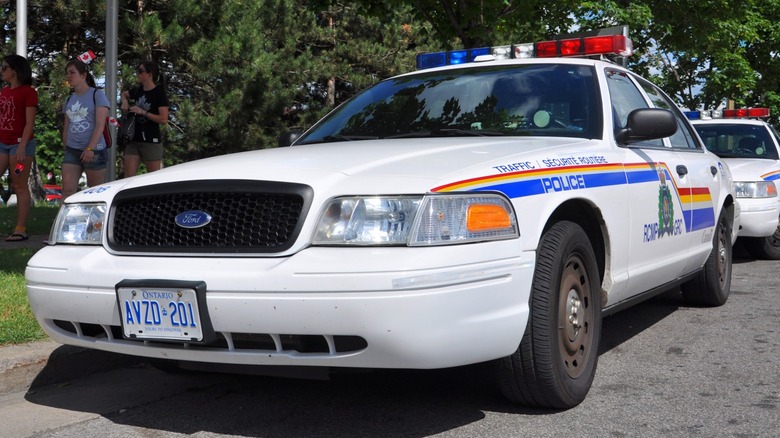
733, 181, 778, 198
312, 194, 518, 246
50, 203, 107, 244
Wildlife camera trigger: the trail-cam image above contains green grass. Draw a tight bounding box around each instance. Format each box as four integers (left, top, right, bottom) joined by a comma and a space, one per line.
0, 247, 47, 344
0, 206, 58, 345
0, 204, 59, 236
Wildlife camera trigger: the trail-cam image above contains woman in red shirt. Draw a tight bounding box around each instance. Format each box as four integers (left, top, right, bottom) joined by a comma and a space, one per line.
0, 54, 38, 241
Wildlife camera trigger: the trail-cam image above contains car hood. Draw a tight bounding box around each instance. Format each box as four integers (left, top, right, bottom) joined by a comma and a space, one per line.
68, 137, 598, 202
720, 158, 780, 182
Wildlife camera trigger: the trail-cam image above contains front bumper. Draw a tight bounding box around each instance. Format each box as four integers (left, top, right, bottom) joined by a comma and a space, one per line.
735, 197, 780, 237
26, 241, 533, 369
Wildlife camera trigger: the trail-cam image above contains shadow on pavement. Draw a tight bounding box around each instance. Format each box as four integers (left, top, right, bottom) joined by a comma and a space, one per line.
23, 289, 687, 437
26, 346, 144, 392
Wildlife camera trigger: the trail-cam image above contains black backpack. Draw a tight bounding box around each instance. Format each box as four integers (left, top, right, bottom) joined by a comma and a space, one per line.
117, 111, 136, 147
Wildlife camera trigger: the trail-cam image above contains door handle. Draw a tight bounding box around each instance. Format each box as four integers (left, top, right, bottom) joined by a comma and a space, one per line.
710, 166, 718, 176
676, 165, 688, 176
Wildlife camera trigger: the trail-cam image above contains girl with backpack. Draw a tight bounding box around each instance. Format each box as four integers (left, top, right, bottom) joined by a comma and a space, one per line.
61, 59, 110, 202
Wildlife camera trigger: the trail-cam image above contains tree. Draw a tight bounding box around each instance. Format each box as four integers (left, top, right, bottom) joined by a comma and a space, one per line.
3, 0, 438, 182
572, 0, 770, 116
364, 0, 580, 49
4, 0, 780, 194
127, 0, 439, 162
743, 0, 780, 125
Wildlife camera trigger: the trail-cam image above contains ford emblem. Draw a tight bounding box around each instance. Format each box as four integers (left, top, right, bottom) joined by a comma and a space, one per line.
175, 210, 213, 229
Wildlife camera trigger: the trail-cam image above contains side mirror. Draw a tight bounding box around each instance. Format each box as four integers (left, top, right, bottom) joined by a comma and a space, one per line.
615, 108, 677, 145
278, 129, 303, 147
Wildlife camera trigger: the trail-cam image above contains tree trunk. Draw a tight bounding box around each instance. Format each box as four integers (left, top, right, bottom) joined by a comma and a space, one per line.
327, 77, 336, 107
28, 159, 46, 203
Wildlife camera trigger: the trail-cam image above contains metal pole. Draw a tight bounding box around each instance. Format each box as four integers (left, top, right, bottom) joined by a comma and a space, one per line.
16, 0, 27, 57
106, 0, 118, 181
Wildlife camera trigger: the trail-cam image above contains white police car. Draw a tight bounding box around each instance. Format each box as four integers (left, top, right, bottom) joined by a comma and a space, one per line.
26, 29, 738, 409
687, 109, 780, 259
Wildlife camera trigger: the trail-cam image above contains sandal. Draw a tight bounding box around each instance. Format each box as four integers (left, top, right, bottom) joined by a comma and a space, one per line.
6, 232, 29, 242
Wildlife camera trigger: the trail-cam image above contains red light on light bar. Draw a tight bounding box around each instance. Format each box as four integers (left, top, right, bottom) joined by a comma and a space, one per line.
560, 38, 582, 56
722, 108, 770, 118
748, 108, 770, 117
723, 109, 747, 117
584, 35, 632, 57
535, 41, 558, 57
535, 34, 633, 58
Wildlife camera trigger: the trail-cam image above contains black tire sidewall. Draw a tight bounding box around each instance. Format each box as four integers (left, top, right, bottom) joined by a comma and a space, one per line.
706, 212, 733, 303
530, 221, 602, 407
682, 210, 732, 306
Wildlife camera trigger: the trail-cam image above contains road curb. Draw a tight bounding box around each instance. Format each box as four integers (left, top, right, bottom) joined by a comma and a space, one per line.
0, 340, 144, 396
0, 340, 60, 395
2, 238, 143, 396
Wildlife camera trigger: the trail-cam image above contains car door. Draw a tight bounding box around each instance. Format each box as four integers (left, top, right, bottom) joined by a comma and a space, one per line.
604, 68, 695, 301
635, 77, 724, 274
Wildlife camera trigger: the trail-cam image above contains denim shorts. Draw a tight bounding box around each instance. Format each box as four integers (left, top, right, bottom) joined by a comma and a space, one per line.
63, 147, 108, 170
0, 139, 36, 156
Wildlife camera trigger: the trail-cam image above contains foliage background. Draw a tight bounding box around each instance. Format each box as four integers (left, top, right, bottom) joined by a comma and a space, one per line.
1, 0, 778, 197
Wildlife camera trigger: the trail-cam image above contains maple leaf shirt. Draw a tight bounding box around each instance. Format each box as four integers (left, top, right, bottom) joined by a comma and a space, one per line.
64, 88, 110, 150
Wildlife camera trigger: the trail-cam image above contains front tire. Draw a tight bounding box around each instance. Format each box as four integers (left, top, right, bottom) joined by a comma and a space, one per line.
681, 210, 732, 306
496, 221, 602, 409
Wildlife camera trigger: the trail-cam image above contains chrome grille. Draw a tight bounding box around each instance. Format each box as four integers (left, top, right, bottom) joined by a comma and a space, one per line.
108, 180, 313, 254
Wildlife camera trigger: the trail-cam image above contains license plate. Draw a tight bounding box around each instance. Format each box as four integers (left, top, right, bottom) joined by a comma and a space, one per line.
117, 286, 204, 341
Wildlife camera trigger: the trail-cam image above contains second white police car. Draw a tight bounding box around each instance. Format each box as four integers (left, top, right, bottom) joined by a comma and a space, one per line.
27, 29, 738, 409
687, 108, 780, 259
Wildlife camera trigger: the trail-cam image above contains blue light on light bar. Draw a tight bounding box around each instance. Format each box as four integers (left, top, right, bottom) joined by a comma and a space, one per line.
684, 111, 701, 120
448, 49, 469, 65
416, 52, 447, 69
417, 48, 492, 69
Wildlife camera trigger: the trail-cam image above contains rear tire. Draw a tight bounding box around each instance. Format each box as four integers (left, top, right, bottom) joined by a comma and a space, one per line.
681, 210, 732, 306
496, 221, 602, 409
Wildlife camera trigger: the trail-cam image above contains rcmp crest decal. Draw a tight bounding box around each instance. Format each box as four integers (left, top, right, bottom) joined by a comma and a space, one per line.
657, 169, 674, 237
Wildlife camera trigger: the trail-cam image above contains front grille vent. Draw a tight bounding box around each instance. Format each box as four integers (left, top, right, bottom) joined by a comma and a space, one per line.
108, 180, 312, 254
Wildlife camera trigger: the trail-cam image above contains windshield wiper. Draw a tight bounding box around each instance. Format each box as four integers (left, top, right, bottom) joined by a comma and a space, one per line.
322, 134, 379, 142
385, 128, 504, 139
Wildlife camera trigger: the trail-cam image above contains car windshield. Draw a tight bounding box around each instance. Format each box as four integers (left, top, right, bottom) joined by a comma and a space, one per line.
693, 123, 780, 160
296, 64, 602, 144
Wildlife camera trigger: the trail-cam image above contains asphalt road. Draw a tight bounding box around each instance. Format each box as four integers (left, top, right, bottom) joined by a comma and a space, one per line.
2, 242, 778, 437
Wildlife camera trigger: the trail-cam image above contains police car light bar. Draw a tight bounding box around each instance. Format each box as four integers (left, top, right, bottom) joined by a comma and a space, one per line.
685, 108, 770, 120
536, 35, 632, 58
416, 34, 633, 69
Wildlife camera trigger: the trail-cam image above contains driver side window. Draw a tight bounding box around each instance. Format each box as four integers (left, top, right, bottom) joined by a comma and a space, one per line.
604, 68, 663, 147
636, 78, 699, 150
